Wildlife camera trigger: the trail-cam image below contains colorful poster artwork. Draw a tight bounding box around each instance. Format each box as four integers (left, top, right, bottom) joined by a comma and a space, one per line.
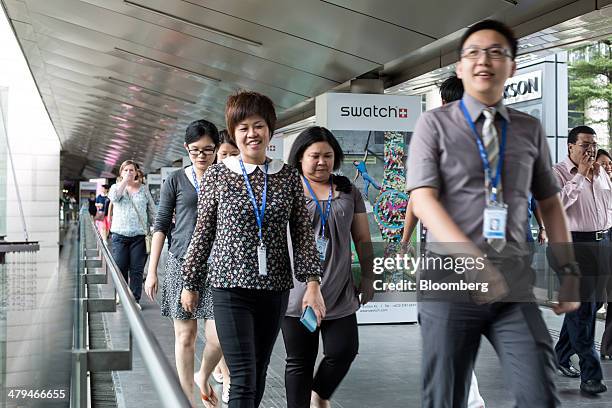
374, 131, 408, 242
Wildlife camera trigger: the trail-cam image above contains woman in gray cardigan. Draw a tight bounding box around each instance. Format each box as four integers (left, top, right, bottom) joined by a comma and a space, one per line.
144, 120, 227, 407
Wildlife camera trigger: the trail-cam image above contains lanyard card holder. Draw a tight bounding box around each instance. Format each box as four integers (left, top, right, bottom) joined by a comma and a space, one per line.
483, 203, 507, 239
315, 235, 329, 262
257, 243, 267, 276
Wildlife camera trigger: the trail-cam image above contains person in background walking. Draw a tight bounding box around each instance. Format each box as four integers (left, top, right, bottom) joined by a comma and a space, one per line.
108, 160, 156, 309
596, 148, 612, 361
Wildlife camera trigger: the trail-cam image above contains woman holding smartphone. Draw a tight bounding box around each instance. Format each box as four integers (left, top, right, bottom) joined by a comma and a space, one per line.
285, 126, 374, 408
181, 91, 325, 408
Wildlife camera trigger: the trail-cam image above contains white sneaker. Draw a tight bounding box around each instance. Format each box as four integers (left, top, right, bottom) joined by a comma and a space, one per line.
136, 303, 142, 311
222, 384, 229, 404
212, 372, 223, 384
115, 293, 120, 305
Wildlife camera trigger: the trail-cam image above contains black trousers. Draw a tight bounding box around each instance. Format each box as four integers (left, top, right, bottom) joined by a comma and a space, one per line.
555, 234, 609, 381
110, 233, 146, 302
212, 287, 289, 408
602, 299, 612, 356
601, 235, 612, 356
281, 314, 359, 408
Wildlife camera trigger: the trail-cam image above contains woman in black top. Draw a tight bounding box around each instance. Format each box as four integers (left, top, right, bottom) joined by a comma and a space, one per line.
145, 120, 225, 407
181, 91, 325, 408
87, 192, 97, 217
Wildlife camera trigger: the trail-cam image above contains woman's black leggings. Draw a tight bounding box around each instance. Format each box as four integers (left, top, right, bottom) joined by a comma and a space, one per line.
212, 287, 289, 408
281, 313, 359, 408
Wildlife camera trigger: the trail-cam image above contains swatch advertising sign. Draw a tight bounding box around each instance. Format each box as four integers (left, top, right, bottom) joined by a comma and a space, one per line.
316, 93, 422, 131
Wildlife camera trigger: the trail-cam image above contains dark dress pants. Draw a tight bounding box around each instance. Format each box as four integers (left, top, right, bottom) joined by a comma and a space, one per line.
282, 313, 359, 408
110, 233, 146, 302
420, 301, 559, 408
555, 236, 609, 381
212, 287, 289, 408
600, 239, 612, 356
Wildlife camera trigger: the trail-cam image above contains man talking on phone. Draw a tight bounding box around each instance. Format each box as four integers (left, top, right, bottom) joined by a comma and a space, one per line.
553, 125, 612, 394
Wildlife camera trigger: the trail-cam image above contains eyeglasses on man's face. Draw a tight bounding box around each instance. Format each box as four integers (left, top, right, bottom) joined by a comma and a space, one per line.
573, 142, 598, 151
188, 147, 216, 157
461, 46, 513, 60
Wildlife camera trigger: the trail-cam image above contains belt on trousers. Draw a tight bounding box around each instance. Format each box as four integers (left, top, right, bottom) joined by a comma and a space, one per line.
571, 230, 610, 241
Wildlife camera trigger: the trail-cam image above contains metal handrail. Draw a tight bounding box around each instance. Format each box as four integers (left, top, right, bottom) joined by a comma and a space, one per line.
83, 216, 191, 407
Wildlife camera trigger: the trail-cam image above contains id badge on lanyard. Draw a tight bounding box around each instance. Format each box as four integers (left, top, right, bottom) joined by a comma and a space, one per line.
459, 100, 508, 241
483, 203, 507, 239
257, 242, 267, 276
239, 158, 269, 276
315, 235, 329, 262
302, 176, 333, 263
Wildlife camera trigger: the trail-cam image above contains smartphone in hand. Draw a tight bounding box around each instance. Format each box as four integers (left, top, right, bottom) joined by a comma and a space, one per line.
300, 306, 318, 333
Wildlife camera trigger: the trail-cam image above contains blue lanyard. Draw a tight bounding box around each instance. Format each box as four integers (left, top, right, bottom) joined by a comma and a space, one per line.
191, 166, 201, 194
459, 99, 507, 203
302, 176, 333, 236
239, 158, 268, 242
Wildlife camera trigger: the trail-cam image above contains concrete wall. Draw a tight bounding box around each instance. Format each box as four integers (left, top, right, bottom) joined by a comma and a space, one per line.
0, 10, 60, 275
506, 53, 569, 164
0, 6, 61, 386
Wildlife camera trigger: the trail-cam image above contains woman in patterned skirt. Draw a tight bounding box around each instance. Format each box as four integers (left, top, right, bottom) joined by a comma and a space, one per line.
144, 119, 227, 407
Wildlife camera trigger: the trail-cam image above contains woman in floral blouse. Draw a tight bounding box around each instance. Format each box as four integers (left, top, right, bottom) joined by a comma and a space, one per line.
181, 91, 325, 408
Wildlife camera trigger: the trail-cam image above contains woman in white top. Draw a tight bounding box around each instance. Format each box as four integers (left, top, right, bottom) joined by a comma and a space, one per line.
108, 160, 156, 308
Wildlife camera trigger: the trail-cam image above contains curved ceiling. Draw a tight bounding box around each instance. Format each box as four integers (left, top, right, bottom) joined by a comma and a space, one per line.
1, 0, 610, 179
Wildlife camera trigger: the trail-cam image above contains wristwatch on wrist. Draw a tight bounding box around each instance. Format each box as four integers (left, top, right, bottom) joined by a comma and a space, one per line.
306, 275, 321, 284
558, 261, 581, 277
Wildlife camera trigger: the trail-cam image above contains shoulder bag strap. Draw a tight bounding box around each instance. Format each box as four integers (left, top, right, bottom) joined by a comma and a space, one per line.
126, 190, 148, 232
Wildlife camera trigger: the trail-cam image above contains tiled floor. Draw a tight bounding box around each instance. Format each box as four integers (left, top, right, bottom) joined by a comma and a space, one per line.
97, 252, 612, 408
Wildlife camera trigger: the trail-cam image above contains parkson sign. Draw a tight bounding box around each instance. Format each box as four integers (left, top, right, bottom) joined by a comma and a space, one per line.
503, 70, 542, 105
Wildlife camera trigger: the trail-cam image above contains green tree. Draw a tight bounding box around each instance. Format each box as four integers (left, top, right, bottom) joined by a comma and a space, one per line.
568, 40, 612, 147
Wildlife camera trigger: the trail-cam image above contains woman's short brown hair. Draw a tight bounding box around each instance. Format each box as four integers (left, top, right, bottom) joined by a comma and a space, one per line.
117, 160, 140, 182
225, 91, 277, 140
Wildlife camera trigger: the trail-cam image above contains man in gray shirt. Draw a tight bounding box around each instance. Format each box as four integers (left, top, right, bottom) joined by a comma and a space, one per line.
406, 20, 579, 407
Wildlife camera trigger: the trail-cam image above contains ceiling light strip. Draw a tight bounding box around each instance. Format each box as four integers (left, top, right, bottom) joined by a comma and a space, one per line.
112, 47, 221, 84
87, 94, 178, 120
124, 0, 262, 47
102, 76, 197, 105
